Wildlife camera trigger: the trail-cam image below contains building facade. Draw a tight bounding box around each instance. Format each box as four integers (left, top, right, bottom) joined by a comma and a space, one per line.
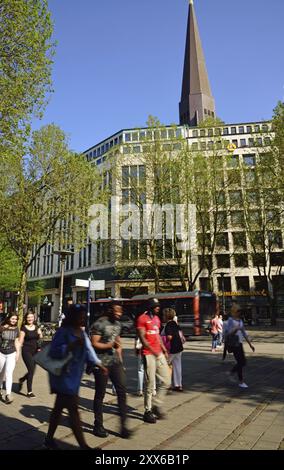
27, 1, 284, 322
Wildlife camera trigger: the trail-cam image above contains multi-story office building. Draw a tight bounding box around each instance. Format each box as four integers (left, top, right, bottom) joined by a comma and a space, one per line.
27, 1, 284, 322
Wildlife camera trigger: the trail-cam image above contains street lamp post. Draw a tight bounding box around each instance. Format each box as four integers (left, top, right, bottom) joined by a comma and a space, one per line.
86, 273, 94, 332
219, 272, 226, 317
53, 249, 74, 325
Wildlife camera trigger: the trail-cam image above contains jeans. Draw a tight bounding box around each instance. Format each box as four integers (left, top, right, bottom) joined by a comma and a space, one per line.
211, 333, 218, 350
93, 361, 127, 428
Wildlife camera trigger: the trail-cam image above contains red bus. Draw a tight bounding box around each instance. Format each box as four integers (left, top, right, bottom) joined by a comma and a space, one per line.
89, 291, 217, 337
127, 291, 217, 336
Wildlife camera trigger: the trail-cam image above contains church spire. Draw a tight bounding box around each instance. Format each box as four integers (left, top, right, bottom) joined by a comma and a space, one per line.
179, 1, 215, 126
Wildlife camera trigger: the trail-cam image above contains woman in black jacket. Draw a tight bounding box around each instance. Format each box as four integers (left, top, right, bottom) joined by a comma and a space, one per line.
164, 308, 185, 391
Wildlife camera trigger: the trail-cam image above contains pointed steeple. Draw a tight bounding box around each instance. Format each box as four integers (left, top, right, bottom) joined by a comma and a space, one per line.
179, 0, 215, 126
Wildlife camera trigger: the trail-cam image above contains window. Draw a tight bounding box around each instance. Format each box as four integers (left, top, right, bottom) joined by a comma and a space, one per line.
216, 233, 229, 250
192, 130, 198, 137
192, 142, 198, 151
262, 124, 269, 132
223, 128, 229, 135
198, 255, 213, 271
132, 132, 138, 141
234, 254, 248, 267
240, 138, 246, 147
232, 139, 238, 147
254, 276, 268, 290
235, 277, 250, 291
216, 212, 227, 229
201, 142, 206, 150
229, 190, 242, 205
264, 137, 271, 145
133, 145, 141, 153
215, 128, 221, 136
231, 211, 245, 227
246, 190, 259, 205
254, 125, 260, 132
207, 141, 214, 150
125, 133, 131, 142
216, 255, 230, 268
139, 131, 146, 140
248, 138, 254, 147
160, 130, 167, 139
122, 166, 129, 186
246, 126, 252, 133
217, 277, 231, 291
238, 126, 244, 134
244, 169, 256, 184
168, 129, 175, 139
232, 232, 247, 250
200, 129, 206, 137
270, 253, 284, 266
268, 231, 283, 249
231, 127, 236, 134
123, 146, 130, 154
208, 129, 213, 137
248, 210, 262, 226
256, 137, 263, 146
173, 143, 182, 151
252, 254, 266, 268
199, 278, 210, 291
227, 155, 239, 168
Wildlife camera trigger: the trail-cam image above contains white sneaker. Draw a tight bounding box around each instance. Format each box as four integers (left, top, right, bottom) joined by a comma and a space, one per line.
238, 382, 248, 388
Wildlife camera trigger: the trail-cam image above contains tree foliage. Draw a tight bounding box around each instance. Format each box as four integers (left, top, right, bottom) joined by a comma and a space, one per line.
0, 124, 104, 323
0, 0, 54, 148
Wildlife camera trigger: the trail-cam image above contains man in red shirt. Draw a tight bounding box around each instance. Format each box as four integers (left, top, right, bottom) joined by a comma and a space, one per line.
137, 298, 171, 423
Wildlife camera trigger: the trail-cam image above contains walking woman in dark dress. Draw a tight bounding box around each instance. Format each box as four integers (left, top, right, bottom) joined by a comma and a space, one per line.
18, 311, 43, 397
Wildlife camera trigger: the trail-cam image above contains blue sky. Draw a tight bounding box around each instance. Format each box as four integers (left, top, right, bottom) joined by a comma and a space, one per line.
34, 0, 284, 153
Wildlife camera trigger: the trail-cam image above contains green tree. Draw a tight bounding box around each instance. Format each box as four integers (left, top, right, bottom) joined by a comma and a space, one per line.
0, 124, 104, 324
0, 0, 54, 146
0, 236, 21, 292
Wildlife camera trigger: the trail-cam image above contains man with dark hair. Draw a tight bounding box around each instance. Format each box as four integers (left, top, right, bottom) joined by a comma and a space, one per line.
90, 301, 132, 439
137, 298, 171, 424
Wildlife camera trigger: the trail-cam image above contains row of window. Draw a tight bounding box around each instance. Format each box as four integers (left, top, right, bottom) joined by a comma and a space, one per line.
124, 128, 183, 143
198, 231, 283, 252
199, 252, 284, 269
191, 136, 270, 151
85, 134, 123, 161
200, 275, 274, 293
190, 123, 269, 139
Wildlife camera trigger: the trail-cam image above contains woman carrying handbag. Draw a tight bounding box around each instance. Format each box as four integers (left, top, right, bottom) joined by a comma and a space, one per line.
43, 304, 106, 450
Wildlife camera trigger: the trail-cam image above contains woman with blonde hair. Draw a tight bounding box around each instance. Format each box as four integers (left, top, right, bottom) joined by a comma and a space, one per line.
226, 303, 255, 388
163, 308, 185, 391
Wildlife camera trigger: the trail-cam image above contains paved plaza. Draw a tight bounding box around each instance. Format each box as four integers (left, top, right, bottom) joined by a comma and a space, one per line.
0, 328, 284, 451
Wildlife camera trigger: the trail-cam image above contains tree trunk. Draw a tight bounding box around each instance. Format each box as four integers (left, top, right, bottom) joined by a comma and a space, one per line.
18, 268, 27, 326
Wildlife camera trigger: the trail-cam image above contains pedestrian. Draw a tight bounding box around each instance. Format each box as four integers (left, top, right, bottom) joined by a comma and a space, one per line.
137, 298, 171, 424
90, 300, 132, 439
227, 303, 255, 388
210, 312, 219, 352
44, 304, 106, 450
217, 314, 223, 347
163, 308, 185, 392
0, 313, 20, 404
18, 311, 43, 397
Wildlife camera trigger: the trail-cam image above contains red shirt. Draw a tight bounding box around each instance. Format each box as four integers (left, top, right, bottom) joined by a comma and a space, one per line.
137, 312, 162, 356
